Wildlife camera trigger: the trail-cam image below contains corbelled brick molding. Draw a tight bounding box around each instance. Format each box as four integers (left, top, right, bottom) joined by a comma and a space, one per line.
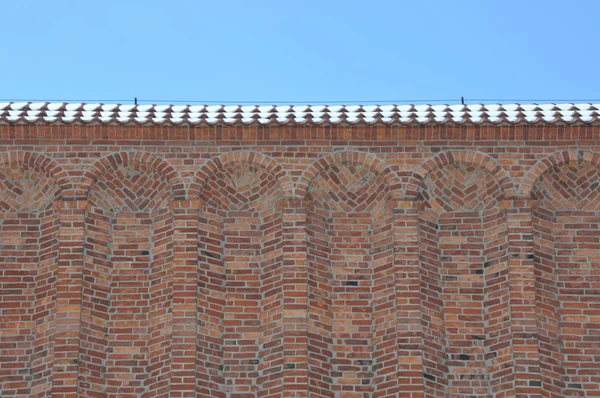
0, 115, 599, 398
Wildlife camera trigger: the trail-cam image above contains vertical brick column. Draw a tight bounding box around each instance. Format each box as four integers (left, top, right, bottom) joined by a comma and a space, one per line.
169, 199, 201, 397
506, 198, 542, 397
282, 199, 309, 397
394, 200, 425, 397
196, 207, 224, 397
52, 200, 88, 397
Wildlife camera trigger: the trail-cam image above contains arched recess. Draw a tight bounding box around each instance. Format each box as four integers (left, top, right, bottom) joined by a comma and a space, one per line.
528, 150, 600, 397
406, 150, 517, 201
78, 151, 180, 397
78, 150, 186, 201
193, 151, 290, 398
191, 150, 294, 201
301, 151, 400, 397
0, 151, 67, 396
414, 151, 515, 397
296, 150, 401, 200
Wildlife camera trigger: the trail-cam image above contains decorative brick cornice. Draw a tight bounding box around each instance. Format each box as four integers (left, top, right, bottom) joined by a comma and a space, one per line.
1, 102, 599, 126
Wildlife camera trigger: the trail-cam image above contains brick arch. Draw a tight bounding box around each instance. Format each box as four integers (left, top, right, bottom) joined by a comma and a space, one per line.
190, 150, 294, 200
405, 150, 516, 201
520, 150, 600, 196
0, 150, 71, 197
296, 150, 401, 200
78, 151, 185, 201
0, 151, 70, 211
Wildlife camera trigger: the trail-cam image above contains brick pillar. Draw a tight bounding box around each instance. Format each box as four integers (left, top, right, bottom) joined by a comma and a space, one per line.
196, 206, 225, 397
506, 198, 542, 397
169, 200, 201, 397
282, 199, 309, 397
394, 200, 425, 397
52, 200, 89, 397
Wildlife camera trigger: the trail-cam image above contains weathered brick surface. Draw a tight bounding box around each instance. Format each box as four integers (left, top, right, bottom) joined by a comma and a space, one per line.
0, 123, 599, 397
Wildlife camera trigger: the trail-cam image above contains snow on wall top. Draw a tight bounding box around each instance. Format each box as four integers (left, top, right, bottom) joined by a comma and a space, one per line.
0, 102, 599, 125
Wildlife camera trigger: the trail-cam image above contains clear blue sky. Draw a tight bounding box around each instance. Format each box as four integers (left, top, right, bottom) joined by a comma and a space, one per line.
1, 0, 599, 105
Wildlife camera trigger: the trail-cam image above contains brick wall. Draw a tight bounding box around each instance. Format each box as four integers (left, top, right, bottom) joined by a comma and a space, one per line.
0, 123, 599, 397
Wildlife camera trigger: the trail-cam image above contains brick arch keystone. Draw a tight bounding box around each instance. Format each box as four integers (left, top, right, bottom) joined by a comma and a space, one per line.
189, 150, 294, 200
520, 150, 600, 196
0, 150, 71, 198
405, 150, 517, 201
296, 150, 401, 200
78, 151, 185, 200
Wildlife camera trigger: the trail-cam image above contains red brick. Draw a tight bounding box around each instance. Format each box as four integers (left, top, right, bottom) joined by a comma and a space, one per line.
0, 125, 598, 397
